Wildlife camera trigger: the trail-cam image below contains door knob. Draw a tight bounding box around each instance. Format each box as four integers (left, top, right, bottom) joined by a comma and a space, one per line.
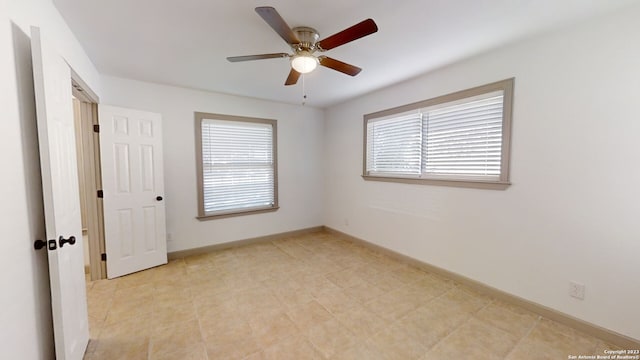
34, 239, 57, 250
34, 240, 47, 250
59, 235, 76, 248
156, 196, 163, 201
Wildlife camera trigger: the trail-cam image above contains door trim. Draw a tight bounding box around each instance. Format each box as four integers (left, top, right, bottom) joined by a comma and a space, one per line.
70, 69, 99, 103
71, 70, 106, 280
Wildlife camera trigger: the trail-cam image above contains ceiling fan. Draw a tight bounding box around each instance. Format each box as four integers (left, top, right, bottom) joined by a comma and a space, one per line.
227, 6, 378, 86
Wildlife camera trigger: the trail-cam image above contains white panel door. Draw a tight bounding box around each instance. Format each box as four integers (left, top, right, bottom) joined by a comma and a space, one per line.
31, 26, 89, 360
99, 105, 167, 278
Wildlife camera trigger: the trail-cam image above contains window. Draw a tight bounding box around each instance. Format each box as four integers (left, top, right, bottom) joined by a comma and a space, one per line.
363, 78, 514, 189
195, 112, 278, 219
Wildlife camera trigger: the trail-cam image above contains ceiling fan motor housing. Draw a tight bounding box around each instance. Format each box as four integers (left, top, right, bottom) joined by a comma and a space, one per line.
292, 27, 320, 52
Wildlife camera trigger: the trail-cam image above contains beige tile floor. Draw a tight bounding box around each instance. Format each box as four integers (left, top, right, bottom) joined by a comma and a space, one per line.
83, 231, 620, 359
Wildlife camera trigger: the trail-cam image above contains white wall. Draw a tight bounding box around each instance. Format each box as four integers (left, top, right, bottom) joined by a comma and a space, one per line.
0, 0, 100, 359
100, 76, 325, 252
323, 4, 640, 340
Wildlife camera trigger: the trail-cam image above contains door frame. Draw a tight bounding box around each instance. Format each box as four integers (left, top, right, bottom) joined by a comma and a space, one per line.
70, 69, 106, 280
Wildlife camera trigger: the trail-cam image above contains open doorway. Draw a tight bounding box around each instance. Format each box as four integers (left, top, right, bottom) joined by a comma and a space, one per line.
70, 72, 106, 281
69, 86, 169, 281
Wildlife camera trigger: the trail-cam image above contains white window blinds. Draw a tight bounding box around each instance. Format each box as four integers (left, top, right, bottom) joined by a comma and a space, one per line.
200, 118, 275, 215
366, 113, 422, 176
365, 81, 511, 185
423, 94, 504, 179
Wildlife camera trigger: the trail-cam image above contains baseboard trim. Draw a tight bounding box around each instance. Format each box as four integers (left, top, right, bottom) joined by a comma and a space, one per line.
167, 226, 325, 260
323, 226, 640, 349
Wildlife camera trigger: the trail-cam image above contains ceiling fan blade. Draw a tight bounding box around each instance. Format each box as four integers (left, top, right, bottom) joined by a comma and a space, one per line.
255, 7, 300, 45
318, 56, 362, 76
317, 19, 378, 51
227, 53, 289, 62
285, 68, 301, 86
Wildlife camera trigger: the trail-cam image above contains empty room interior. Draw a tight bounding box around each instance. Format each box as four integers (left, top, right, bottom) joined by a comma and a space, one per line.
2, 0, 640, 359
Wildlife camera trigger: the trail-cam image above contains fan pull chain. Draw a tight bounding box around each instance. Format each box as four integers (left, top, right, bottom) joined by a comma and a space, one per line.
302, 73, 307, 106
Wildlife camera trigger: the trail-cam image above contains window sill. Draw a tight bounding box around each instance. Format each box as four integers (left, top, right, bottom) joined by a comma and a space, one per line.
361, 175, 511, 190
197, 206, 279, 221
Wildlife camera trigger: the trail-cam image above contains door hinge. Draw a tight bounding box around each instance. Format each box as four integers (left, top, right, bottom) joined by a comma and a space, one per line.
97, 190, 103, 198
93, 124, 100, 133
101, 253, 107, 261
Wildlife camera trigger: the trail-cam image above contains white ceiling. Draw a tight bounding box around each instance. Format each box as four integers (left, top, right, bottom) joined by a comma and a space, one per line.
53, 0, 635, 108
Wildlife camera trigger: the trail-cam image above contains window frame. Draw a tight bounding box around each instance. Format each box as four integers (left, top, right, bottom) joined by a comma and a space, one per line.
195, 112, 279, 220
362, 78, 514, 190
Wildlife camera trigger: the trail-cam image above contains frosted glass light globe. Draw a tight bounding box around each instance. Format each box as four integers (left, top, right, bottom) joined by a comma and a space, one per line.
291, 52, 318, 74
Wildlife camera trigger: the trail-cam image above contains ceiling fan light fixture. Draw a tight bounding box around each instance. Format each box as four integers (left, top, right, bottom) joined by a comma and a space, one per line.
291, 51, 318, 74
227, 7, 378, 86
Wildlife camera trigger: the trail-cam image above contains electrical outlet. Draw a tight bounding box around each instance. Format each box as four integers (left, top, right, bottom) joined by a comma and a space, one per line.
569, 281, 585, 300
167, 232, 173, 241
344, 218, 349, 226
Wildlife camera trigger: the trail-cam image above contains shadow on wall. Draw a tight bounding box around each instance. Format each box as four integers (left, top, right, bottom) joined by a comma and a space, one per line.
12, 22, 55, 359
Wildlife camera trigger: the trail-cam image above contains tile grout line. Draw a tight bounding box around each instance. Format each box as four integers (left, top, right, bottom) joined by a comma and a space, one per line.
194, 288, 210, 360
410, 287, 495, 357
503, 315, 542, 359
